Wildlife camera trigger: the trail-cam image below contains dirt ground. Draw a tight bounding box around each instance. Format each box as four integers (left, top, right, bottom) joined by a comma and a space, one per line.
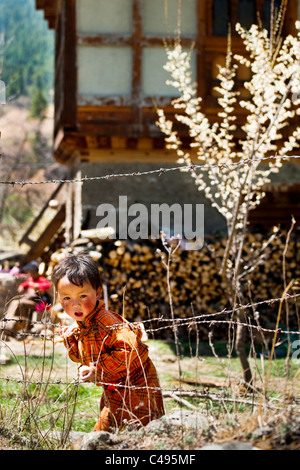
0, 435, 23, 450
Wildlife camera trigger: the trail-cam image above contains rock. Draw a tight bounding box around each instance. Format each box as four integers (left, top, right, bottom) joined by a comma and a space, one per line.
71, 431, 123, 450
0, 345, 10, 364
251, 425, 273, 439
198, 441, 261, 450
67, 431, 87, 442
145, 409, 209, 432
40, 429, 120, 450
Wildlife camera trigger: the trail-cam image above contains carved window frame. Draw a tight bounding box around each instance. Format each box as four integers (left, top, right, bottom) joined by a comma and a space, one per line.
76, 0, 199, 108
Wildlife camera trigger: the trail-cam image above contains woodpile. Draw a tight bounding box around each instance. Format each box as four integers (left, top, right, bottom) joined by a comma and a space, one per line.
45, 228, 300, 340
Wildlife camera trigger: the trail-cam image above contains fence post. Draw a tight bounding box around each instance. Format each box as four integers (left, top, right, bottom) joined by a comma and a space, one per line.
0, 323, 10, 365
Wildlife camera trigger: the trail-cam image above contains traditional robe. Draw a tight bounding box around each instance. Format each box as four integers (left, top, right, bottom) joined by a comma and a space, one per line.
62, 301, 164, 431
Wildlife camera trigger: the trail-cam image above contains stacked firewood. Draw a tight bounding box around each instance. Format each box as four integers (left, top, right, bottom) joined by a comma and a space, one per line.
45, 228, 300, 339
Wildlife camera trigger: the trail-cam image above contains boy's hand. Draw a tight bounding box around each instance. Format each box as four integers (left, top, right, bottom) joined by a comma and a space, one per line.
60, 324, 76, 337
79, 365, 96, 383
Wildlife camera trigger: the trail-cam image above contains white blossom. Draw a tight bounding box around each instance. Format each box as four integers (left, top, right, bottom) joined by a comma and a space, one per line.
156, 21, 300, 258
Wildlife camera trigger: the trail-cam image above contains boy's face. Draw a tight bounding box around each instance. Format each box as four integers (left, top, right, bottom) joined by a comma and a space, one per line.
57, 275, 101, 322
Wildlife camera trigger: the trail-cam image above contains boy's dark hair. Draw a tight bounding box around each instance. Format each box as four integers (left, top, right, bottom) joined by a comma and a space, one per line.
52, 254, 101, 291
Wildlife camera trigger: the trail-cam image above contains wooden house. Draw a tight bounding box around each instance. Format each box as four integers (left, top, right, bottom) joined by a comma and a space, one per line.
34, 0, 300, 247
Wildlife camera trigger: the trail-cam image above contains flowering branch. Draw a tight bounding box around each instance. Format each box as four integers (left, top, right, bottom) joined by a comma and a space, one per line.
157, 21, 300, 281
157, 16, 300, 384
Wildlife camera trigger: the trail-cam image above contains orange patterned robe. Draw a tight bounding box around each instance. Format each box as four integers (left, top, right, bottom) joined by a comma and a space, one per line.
61, 301, 164, 431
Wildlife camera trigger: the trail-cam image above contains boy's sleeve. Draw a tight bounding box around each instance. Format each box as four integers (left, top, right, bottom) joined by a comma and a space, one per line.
61, 326, 81, 363
93, 326, 148, 384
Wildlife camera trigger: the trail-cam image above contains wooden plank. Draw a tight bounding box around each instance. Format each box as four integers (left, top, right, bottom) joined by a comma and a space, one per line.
77, 35, 133, 46
196, 0, 206, 98
63, 0, 77, 129
35, 0, 57, 27
73, 169, 82, 241
131, 0, 143, 130
285, 0, 299, 36
21, 205, 66, 265
65, 183, 73, 246
19, 182, 65, 246
76, 148, 179, 163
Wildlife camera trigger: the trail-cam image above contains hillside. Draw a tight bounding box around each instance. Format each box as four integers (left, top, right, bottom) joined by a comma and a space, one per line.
0, 0, 58, 252
0, 97, 64, 251
0, 0, 54, 102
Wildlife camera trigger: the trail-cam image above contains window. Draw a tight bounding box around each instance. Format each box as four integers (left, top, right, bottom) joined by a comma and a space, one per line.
208, 0, 286, 101
141, 0, 197, 99
77, 0, 133, 35
238, 0, 255, 30
213, 0, 230, 36
77, 46, 132, 96
76, 0, 197, 106
142, 47, 197, 97
263, 0, 281, 29
212, 0, 283, 36
142, 0, 197, 37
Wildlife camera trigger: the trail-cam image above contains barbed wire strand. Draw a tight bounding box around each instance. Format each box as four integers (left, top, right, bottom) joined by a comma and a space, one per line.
1, 316, 299, 338
1, 291, 300, 336
1, 372, 294, 412
0, 154, 299, 187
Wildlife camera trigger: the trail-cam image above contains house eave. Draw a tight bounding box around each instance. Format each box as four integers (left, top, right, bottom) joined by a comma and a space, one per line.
35, 0, 58, 29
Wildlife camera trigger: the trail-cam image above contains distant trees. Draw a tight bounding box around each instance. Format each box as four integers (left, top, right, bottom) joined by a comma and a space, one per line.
0, 0, 54, 242
0, 0, 54, 103
30, 88, 48, 118
30, 75, 48, 118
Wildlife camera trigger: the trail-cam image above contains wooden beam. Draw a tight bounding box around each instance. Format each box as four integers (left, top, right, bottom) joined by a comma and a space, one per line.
73, 169, 82, 240
132, 0, 143, 131
21, 205, 66, 265
197, 0, 206, 98
74, 148, 180, 164
77, 35, 133, 46
63, 0, 77, 128
19, 182, 65, 246
35, 0, 58, 28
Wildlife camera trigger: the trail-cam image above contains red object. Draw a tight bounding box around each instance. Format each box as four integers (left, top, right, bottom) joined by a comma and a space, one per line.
20, 276, 51, 291
106, 384, 116, 391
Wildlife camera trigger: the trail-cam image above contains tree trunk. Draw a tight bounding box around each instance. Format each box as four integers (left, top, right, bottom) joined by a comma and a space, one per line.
235, 314, 252, 385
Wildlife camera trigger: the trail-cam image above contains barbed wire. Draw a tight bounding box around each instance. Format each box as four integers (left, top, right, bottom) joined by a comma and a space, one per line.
0, 154, 299, 187
0, 319, 299, 341
1, 290, 300, 337
0, 373, 294, 412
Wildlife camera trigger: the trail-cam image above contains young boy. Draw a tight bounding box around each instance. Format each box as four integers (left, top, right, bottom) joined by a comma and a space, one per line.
52, 254, 164, 432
